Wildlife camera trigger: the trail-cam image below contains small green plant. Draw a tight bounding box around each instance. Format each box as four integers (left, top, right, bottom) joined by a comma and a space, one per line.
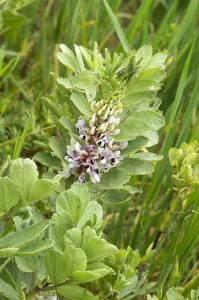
169, 141, 199, 191
1, 157, 197, 299
0, 158, 158, 299
37, 43, 166, 204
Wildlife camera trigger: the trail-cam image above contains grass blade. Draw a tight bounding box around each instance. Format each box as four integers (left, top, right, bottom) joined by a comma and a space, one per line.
103, 0, 130, 53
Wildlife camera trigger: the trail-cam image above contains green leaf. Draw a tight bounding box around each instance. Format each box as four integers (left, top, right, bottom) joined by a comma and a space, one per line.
0, 279, 19, 300
71, 71, 99, 89
124, 91, 154, 108
166, 288, 185, 300
138, 68, 166, 82
120, 158, 154, 175
0, 268, 16, 290
71, 92, 91, 115
47, 244, 86, 284
57, 44, 77, 72
64, 244, 87, 276
17, 240, 53, 256
70, 183, 90, 210
129, 111, 165, 130
77, 201, 102, 230
28, 178, 59, 204
127, 79, 161, 93
15, 256, 38, 273
56, 77, 72, 89
65, 228, 83, 248
132, 152, 163, 161
56, 284, 97, 300
79, 46, 93, 69
60, 116, 77, 135
74, 44, 85, 71
82, 227, 117, 262
50, 212, 73, 251
99, 167, 130, 189
123, 136, 149, 155
144, 130, 159, 147
88, 261, 115, 274
46, 250, 68, 283
72, 270, 100, 283
49, 136, 66, 159
138, 97, 162, 112
56, 190, 82, 225
9, 158, 38, 202
72, 268, 110, 283
56, 185, 101, 229
60, 44, 76, 59
145, 52, 167, 70
124, 94, 161, 113
0, 220, 49, 249
34, 151, 62, 169
135, 45, 152, 69
101, 189, 131, 205
0, 177, 20, 214
116, 119, 149, 142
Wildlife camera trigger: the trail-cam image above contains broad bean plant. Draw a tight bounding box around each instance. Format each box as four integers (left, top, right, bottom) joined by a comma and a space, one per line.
0, 44, 198, 299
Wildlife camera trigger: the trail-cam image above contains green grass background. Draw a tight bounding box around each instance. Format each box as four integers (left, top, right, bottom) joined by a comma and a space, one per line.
0, 0, 199, 296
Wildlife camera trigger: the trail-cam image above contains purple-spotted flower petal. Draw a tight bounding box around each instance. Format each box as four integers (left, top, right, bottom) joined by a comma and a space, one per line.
76, 118, 86, 134
64, 105, 125, 184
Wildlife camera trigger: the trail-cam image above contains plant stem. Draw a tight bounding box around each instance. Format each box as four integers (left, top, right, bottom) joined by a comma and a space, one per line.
153, 193, 179, 249
26, 280, 70, 299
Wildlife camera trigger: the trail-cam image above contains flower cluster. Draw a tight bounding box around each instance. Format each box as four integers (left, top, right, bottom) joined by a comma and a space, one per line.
169, 141, 199, 188
64, 99, 127, 183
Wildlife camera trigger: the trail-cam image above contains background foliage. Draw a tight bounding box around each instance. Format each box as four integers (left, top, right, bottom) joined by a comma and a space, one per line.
0, 0, 199, 299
